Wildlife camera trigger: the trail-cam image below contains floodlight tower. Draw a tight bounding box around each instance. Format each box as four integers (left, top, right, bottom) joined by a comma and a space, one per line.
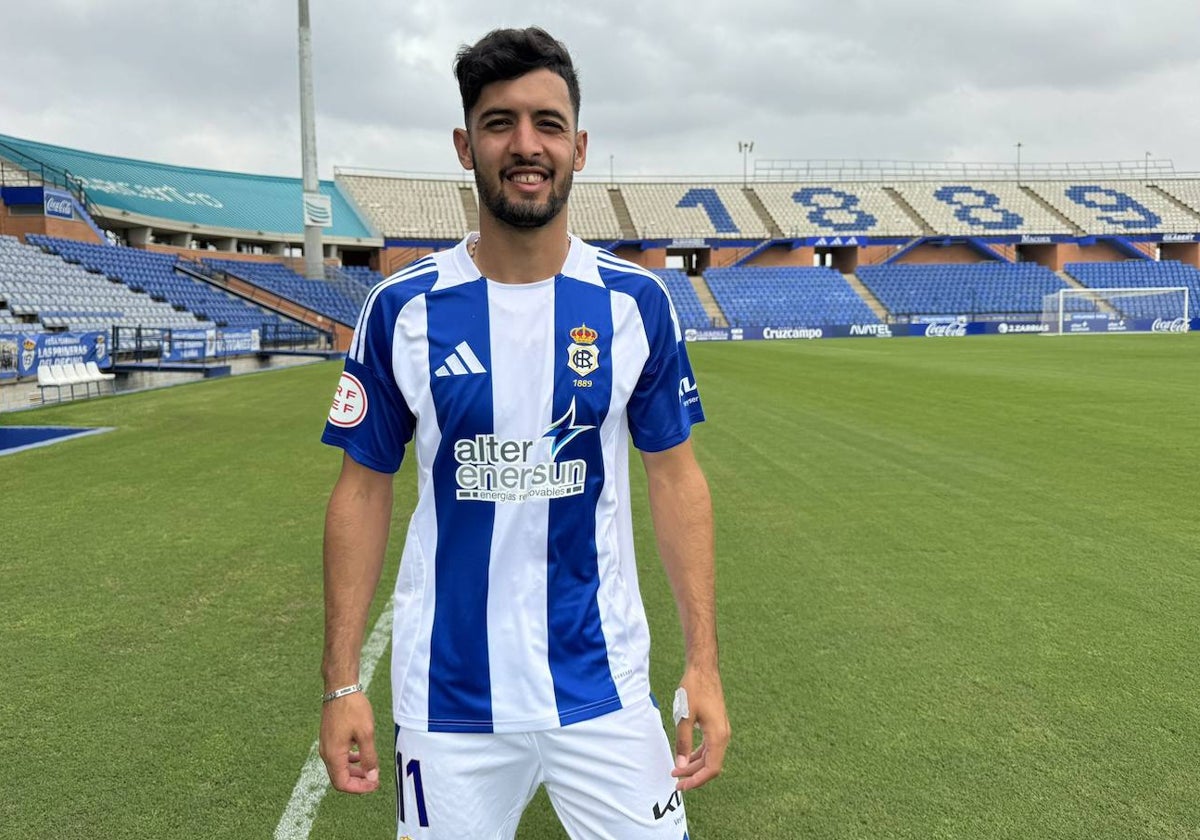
298, 0, 325, 280
739, 140, 754, 188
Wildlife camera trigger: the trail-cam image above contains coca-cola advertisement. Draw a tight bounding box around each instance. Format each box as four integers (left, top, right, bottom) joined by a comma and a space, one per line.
1151, 317, 1189, 334
43, 188, 75, 220
922, 318, 970, 338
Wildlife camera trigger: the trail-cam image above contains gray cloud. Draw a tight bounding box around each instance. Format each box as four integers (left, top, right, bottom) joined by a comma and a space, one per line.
1, 0, 1197, 180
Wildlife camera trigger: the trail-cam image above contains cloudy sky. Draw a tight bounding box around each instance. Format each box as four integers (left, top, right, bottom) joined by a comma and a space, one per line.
3, 0, 1199, 181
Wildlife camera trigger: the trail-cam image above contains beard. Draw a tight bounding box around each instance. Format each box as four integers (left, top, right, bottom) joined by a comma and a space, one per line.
475, 163, 573, 229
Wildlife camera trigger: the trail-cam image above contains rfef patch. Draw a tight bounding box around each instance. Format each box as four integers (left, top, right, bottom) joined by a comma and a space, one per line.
328, 372, 368, 428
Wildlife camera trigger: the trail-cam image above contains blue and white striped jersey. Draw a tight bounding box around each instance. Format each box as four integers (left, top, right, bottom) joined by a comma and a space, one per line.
322, 234, 704, 733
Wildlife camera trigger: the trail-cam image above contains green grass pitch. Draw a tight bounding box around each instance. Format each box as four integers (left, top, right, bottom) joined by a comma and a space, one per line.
2, 335, 1198, 839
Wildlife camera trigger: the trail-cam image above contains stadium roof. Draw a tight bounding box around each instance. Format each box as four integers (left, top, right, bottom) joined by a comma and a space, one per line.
0, 133, 376, 240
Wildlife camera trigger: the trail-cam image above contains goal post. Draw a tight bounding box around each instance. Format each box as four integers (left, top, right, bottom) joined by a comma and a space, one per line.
1040, 286, 1190, 335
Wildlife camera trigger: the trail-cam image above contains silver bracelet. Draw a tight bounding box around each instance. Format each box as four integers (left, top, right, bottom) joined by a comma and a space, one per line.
322, 682, 364, 703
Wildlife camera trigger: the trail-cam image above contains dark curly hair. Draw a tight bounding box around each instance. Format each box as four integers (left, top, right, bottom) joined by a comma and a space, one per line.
454, 27, 580, 125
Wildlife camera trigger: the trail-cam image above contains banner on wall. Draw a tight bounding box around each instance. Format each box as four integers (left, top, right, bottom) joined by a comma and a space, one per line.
162, 328, 261, 362
0, 335, 20, 379
681, 318, 1200, 342
684, 324, 896, 341
163, 329, 215, 362
0, 331, 111, 378
1063, 316, 1190, 335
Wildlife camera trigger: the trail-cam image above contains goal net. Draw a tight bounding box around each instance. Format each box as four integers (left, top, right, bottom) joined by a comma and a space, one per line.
1040, 286, 1190, 335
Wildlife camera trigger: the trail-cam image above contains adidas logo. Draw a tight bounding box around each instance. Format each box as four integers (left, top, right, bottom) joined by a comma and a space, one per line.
434, 341, 487, 377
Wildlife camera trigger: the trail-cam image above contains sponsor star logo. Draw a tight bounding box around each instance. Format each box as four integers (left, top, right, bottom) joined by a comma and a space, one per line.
542, 397, 594, 458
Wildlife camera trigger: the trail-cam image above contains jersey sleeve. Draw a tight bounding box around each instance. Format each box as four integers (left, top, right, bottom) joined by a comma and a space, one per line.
627, 283, 705, 452
321, 297, 415, 473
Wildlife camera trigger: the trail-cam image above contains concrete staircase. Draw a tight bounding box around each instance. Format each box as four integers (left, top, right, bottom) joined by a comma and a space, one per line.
1148, 184, 1200, 222
1057, 269, 1086, 290
690, 276, 728, 327
1056, 269, 1118, 317
843, 272, 889, 321
882, 187, 935, 235
608, 188, 638, 239
459, 186, 479, 231
1020, 185, 1083, 234
743, 188, 783, 238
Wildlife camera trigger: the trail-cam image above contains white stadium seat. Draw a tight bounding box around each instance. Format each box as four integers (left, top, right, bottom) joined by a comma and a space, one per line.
37, 364, 64, 402
86, 361, 117, 395
71, 361, 101, 397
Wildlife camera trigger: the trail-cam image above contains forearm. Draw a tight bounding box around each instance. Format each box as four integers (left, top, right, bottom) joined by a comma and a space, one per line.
645, 443, 729, 788
322, 461, 392, 689
645, 448, 719, 671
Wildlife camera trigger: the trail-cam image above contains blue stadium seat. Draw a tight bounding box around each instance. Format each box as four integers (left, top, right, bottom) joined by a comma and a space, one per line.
857, 262, 1067, 318
703, 266, 880, 328
28, 236, 287, 330
1064, 260, 1200, 318
651, 269, 712, 330
204, 258, 361, 325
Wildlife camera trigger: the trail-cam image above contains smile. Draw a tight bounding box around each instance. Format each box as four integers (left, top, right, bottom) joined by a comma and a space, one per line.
506, 170, 549, 185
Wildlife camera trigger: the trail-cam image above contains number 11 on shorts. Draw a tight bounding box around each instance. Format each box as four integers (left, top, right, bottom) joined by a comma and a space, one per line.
395, 751, 430, 828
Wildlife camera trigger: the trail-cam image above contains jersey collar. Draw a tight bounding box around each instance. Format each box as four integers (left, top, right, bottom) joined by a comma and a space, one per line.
454, 231, 585, 283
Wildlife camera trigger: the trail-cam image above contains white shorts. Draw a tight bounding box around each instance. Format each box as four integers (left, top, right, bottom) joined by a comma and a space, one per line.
392, 699, 689, 840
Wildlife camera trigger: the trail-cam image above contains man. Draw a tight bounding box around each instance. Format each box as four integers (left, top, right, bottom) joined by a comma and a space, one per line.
319, 27, 728, 839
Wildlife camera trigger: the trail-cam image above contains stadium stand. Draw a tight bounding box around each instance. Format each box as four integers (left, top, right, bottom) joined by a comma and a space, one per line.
29, 236, 287, 330
750, 183, 915, 237
704, 267, 881, 327
651, 268, 712, 329
1064, 260, 1200, 317
318, 267, 370, 312
338, 176, 624, 241
856, 262, 1069, 318
891, 182, 1076, 235
621, 184, 770, 238
203, 258, 361, 324
1157, 179, 1200, 217
0, 234, 202, 333
339, 264, 385, 289
4, 128, 1200, 369
338, 174, 468, 239
327, 264, 379, 294
567, 183, 623, 240
1025, 181, 1200, 234
0, 157, 45, 187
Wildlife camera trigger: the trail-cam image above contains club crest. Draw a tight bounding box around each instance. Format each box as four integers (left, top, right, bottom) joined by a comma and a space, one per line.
567, 323, 600, 378
21, 337, 37, 372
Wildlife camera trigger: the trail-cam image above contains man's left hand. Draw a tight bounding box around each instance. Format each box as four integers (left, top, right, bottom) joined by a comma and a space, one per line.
670, 666, 730, 791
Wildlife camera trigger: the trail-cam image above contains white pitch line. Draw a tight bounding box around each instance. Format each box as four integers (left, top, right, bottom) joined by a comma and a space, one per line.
275, 599, 394, 840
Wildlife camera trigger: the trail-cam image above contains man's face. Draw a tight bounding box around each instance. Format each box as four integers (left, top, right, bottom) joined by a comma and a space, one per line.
454, 68, 587, 229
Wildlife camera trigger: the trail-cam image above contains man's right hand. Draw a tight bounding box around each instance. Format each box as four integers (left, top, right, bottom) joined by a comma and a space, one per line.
319, 692, 380, 794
